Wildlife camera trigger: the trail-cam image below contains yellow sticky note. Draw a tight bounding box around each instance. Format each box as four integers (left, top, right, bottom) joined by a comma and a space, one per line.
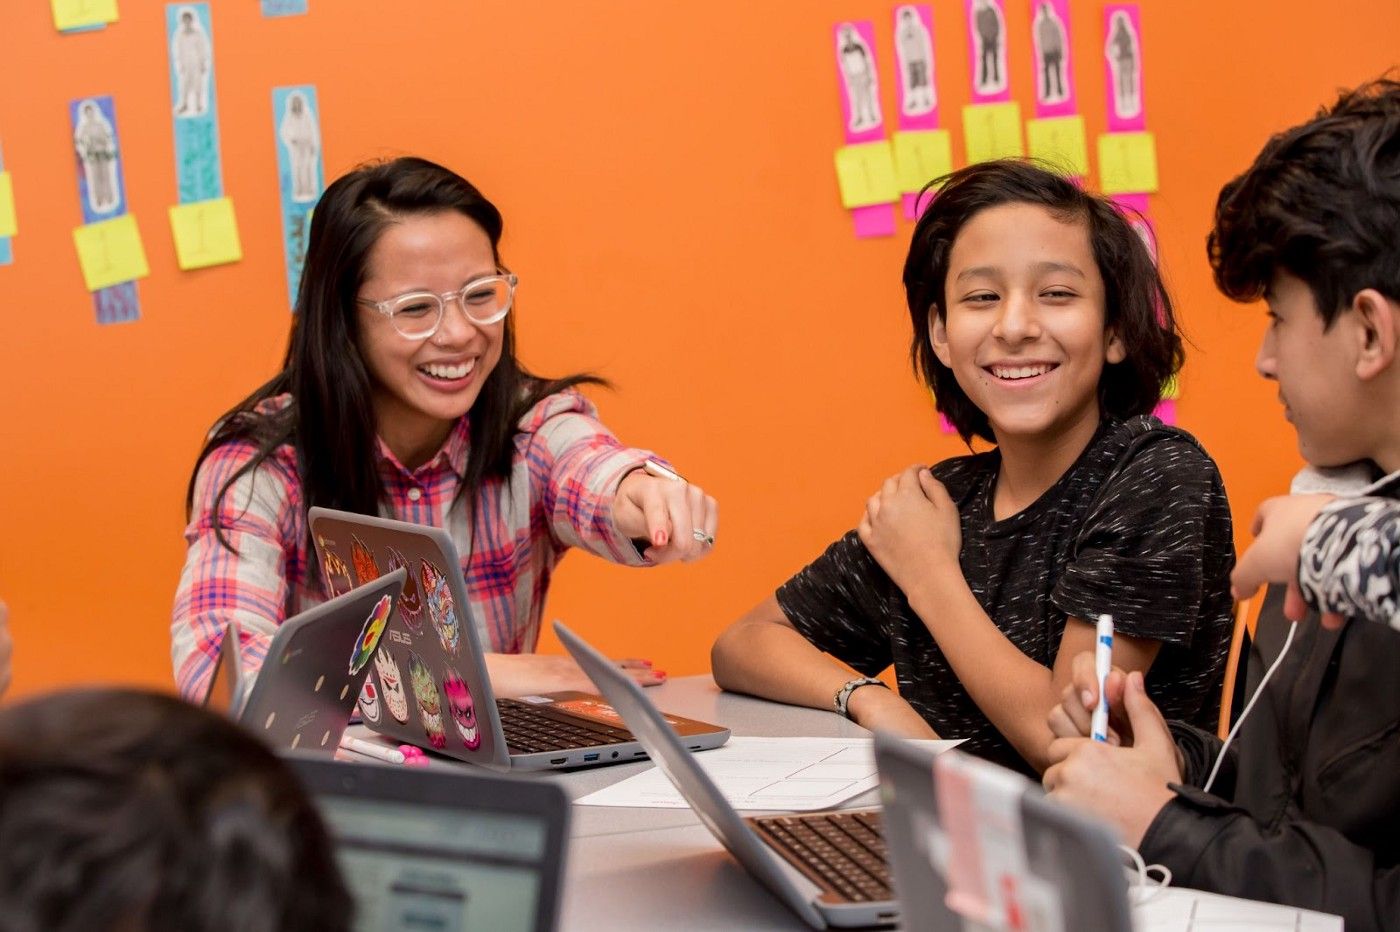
962, 102, 1024, 164
1162, 372, 1180, 401
834, 141, 899, 209
0, 172, 16, 238
52, 0, 119, 31
169, 197, 243, 270
72, 213, 149, 291
1026, 115, 1089, 177
1098, 131, 1159, 194
893, 130, 954, 195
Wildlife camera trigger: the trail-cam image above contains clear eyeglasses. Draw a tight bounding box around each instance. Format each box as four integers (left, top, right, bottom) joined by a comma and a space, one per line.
357, 272, 518, 340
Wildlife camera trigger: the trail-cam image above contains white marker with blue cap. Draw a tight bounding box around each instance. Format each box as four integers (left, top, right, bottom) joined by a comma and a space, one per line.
1091, 613, 1114, 742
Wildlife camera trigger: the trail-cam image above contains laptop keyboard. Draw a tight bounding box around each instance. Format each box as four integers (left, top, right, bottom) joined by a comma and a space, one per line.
750, 810, 892, 903
497, 699, 634, 755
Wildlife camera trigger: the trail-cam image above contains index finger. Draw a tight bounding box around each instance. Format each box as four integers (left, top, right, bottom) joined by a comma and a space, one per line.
1230, 550, 1265, 602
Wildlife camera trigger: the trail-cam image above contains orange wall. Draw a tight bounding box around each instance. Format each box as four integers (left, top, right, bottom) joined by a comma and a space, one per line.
1, 1, 1396, 697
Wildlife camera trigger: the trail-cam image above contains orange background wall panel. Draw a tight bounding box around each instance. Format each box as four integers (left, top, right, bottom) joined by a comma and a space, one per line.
0, 2, 1396, 697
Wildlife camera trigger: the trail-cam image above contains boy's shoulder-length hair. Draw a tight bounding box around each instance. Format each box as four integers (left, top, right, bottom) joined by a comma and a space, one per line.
1208, 78, 1400, 326
902, 159, 1182, 445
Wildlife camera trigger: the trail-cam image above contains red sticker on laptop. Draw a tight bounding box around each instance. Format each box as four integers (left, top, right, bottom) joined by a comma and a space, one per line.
350, 534, 381, 585
385, 546, 424, 631
419, 559, 461, 656
554, 696, 684, 728
408, 650, 448, 750
348, 593, 393, 674
318, 540, 353, 596
442, 669, 481, 750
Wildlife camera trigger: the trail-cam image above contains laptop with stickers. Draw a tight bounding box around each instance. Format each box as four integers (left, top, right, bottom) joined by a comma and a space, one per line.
556, 620, 897, 930
288, 755, 570, 932
202, 569, 406, 756
874, 732, 1133, 932
307, 507, 729, 771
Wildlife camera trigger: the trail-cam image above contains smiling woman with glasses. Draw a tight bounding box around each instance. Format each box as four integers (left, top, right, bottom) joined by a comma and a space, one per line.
172, 156, 718, 704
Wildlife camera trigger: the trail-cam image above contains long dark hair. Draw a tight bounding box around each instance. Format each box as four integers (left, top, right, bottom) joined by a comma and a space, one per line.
902, 159, 1182, 444
186, 157, 603, 547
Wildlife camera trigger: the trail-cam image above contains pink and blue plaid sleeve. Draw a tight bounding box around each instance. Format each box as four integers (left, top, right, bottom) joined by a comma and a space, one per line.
171, 442, 299, 700
520, 391, 657, 566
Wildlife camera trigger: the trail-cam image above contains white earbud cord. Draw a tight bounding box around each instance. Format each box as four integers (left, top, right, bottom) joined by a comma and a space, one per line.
1203, 620, 1299, 795
1118, 619, 1299, 900
1119, 843, 1173, 902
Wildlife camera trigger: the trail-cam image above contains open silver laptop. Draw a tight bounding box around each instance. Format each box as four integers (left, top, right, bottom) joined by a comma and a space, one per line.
875, 732, 1134, 932
308, 507, 729, 771
555, 620, 897, 930
288, 755, 569, 932
205, 569, 406, 756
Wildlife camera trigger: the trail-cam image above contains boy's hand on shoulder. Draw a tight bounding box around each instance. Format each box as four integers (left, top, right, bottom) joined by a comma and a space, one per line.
847, 683, 940, 739
1042, 671, 1179, 846
857, 466, 962, 595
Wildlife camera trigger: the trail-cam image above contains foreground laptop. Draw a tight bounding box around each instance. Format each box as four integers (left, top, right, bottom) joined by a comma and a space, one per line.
556, 620, 897, 930
875, 732, 1133, 932
205, 570, 405, 756
308, 507, 729, 771
288, 755, 569, 932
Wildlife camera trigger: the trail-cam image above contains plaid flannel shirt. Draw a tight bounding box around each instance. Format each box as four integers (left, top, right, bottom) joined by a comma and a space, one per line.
172, 390, 654, 700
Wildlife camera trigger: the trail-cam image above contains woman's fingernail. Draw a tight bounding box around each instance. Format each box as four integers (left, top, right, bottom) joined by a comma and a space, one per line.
1081, 690, 1094, 708
655, 670, 667, 678
654, 530, 667, 547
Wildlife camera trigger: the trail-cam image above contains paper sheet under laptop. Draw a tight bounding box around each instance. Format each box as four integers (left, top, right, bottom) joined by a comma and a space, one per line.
1134, 887, 1342, 931
578, 737, 963, 811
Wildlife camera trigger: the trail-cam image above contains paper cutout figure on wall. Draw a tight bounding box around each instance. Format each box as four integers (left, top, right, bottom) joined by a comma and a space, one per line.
74, 101, 120, 215
278, 92, 321, 203
171, 7, 212, 117
895, 6, 935, 116
837, 24, 881, 132
972, 0, 1007, 96
1106, 11, 1141, 120
1034, 2, 1068, 105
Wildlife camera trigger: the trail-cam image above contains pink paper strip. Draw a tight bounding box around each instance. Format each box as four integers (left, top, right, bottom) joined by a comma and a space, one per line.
966, 0, 1011, 103
835, 21, 886, 144
903, 191, 932, 220
939, 413, 959, 435
1153, 399, 1176, 425
1030, 0, 1076, 118
1110, 192, 1156, 261
894, 5, 940, 130
852, 203, 897, 238
1103, 4, 1146, 131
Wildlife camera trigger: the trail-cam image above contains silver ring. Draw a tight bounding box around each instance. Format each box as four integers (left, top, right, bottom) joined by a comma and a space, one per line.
692, 528, 715, 546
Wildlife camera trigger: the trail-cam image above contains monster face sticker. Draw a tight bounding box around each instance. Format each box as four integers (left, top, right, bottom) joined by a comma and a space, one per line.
408, 650, 447, 750
419, 559, 461, 656
357, 679, 382, 724
348, 594, 392, 674
442, 670, 481, 750
386, 546, 424, 632
373, 648, 410, 724
318, 541, 353, 596
350, 534, 381, 585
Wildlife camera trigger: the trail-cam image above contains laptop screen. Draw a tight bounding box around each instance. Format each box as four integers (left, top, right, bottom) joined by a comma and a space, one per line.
318, 794, 552, 932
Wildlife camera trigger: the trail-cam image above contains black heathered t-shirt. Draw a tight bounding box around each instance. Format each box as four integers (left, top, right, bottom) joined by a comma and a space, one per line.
776, 416, 1235, 775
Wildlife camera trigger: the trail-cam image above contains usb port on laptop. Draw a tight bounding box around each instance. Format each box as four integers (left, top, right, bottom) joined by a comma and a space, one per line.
583, 752, 600, 762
